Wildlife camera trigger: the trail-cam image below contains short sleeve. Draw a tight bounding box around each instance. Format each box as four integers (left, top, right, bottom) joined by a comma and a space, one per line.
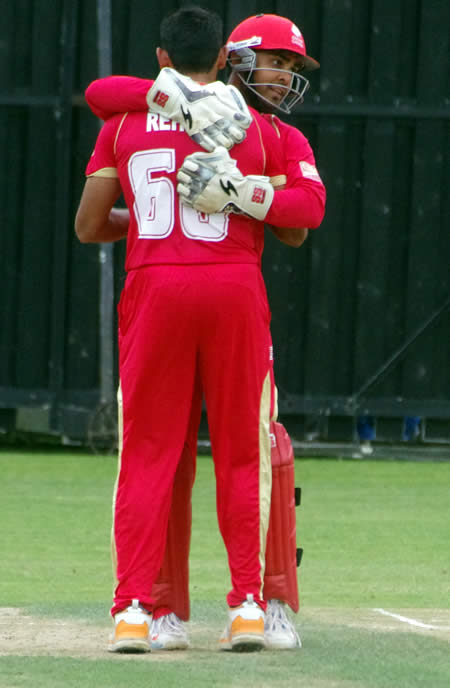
85, 115, 124, 177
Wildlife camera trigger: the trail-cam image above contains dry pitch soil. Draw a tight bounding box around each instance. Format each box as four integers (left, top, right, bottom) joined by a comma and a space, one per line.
0, 607, 449, 659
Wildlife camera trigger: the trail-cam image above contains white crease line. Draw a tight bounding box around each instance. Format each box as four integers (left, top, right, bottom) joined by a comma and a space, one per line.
373, 608, 450, 630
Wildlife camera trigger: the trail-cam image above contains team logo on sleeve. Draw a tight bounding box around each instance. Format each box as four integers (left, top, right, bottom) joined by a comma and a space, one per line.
299, 160, 322, 182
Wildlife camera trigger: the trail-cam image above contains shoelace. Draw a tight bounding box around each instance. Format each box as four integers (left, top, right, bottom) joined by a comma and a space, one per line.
153, 613, 184, 635
265, 602, 298, 637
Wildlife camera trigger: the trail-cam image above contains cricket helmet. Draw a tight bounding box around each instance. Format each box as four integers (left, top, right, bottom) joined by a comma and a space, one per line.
226, 14, 319, 114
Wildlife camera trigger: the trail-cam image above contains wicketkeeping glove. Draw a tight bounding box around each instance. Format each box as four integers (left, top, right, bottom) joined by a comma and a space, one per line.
146, 68, 252, 152
177, 147, 274, 221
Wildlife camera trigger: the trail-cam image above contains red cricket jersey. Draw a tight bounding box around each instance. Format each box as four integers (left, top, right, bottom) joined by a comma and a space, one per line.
85, 75, 326, 231
86, 110, 285, 270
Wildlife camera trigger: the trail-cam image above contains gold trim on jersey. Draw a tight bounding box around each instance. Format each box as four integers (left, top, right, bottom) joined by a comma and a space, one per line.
272, 385, 279, 422
270, 174, 287, 189
87, 167, 118, 178
252, 116, 267, 174
268, 115, 281, 138
110, 384, 124, 586
114, 113, 129, 156
258, 370, 273, 599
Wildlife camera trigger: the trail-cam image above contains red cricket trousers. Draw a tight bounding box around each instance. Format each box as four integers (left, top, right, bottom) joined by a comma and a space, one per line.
111, 263, 273, 616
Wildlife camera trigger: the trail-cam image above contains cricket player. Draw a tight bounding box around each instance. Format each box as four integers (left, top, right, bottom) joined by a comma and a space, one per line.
76, 7, 324, 654
84, 13, 325, 651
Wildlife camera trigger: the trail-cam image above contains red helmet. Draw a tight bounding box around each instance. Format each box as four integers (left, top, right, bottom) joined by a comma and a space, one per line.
227, 14, 319, 72
226, 14, 319, 114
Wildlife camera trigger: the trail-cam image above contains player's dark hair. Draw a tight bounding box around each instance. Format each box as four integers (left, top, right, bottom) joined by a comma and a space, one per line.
160, 6, 224, 73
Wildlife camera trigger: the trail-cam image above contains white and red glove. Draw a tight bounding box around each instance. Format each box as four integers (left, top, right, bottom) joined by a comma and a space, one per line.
177, 147, 274, 221
146, 68, 252, 152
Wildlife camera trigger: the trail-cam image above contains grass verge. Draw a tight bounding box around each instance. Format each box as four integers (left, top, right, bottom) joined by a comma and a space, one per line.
0, 450, 448, 687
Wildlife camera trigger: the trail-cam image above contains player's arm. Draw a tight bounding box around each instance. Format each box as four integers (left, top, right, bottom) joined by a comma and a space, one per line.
270, 225, 309, 248
85, 69, 252, 151
265, 175, 325, 232
85, 76, 152, 120
75, 177, 126, 243
266, 124, 325, 238
264, 176, 309, 248
262, 118, 324, 246
177, 146, 325, 231
75, 115, 128, 243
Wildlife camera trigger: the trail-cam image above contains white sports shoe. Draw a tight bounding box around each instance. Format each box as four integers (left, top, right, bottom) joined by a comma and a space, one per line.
108, 599, 152, 653
150, 613, 189, 650
219, 593, 266, 652
264, 599, 302, 650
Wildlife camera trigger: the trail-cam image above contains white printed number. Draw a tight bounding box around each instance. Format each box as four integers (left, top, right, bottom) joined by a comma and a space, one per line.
128, 148, 228, 242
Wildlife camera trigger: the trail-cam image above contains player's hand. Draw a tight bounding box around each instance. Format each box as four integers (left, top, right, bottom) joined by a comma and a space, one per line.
146, 68, 252, 152
177, 147, 274, 221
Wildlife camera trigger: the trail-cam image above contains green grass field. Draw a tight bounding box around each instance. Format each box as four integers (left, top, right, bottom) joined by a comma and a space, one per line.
0, 450, 449, 687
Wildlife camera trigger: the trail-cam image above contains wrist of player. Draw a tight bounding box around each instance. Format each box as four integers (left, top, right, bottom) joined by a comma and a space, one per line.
222, 175, 274, 221
146, 68, 252, 151
146, 68, 185, 120
181, 175, 274, 221
177, 148, 274, 221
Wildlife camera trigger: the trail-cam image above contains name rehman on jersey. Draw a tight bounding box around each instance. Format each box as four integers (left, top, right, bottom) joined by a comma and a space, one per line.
146, 112, 186, 132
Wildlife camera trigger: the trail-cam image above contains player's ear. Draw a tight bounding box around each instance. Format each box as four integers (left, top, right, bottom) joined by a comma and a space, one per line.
216, 46, 228, 71
156, 47, 173, 69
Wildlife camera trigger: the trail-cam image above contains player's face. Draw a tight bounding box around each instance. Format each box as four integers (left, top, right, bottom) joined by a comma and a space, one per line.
251, 51, 305, 107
